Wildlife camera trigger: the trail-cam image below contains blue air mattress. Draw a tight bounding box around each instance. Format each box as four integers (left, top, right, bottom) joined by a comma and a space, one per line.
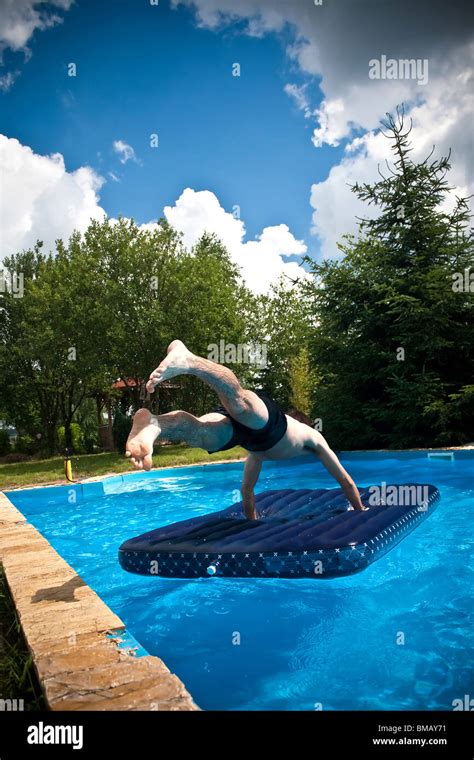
118, 484, 440, 579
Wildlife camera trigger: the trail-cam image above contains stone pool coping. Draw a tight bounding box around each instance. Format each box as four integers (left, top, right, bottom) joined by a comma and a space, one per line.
0, 491, 199, 711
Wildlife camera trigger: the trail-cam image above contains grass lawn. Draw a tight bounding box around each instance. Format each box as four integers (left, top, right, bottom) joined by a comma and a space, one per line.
0, 445, 246, 491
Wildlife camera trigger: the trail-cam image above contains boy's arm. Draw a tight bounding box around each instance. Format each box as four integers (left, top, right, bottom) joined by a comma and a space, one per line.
307, 432, 366, 511
241, 454, 263, 519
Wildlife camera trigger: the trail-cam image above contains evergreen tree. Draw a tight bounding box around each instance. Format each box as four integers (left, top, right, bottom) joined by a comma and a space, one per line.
305, 107, 474, 448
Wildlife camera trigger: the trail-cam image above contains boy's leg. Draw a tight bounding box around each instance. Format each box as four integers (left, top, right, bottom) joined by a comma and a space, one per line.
147, 340, 269, 430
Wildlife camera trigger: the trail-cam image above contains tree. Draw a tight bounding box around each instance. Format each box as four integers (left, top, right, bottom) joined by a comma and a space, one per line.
288, 347, 313, 416
159, 232, 255, 415
0, 219, 257, 450
257, 278, 314, 410
0, 246, 57, 451
304, 107, 474, 448
0, 235, 115, 452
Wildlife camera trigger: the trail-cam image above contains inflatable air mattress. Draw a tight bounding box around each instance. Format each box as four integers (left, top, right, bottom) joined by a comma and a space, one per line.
119, 484, 440, 579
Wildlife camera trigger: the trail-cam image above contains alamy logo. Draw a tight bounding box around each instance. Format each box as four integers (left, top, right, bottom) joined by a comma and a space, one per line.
452, 268, 473, 292
452, 694, 474, 711
368, 482, 429, 510
369, 55, 429, 85
0, 269, 24, 298
27, 722, 83, 750
207, 341, 267, 368
0, 698, 24, 711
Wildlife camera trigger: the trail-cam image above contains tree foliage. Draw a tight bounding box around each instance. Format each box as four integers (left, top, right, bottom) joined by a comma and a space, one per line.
257, 278, 314, 409
0, 219, 254, 452
288, 347, 313, 417
1, 108, 471, 454
303, 108, 474, 448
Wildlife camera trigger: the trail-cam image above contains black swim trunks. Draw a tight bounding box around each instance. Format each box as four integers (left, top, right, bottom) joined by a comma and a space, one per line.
207, 390, 288, 454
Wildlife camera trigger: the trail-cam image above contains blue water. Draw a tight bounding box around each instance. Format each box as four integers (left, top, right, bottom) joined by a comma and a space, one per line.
8, 453, 474, 711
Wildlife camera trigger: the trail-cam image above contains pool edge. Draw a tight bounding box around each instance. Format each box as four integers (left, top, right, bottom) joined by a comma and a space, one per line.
0, 491, 200, 712
4, 445, 473, 494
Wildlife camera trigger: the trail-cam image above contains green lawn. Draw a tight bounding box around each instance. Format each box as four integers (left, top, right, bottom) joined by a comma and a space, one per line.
0, 445, 246, 491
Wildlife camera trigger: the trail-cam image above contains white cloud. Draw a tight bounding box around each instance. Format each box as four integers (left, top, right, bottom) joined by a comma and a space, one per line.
171, 0, 287, 35
284, 83, 312, 119
0, 137, 306, 293
0, 70, 20, 92
174, 0, 473, 259
310, 133, 385, 259
311, 65, 474, 257
311, 98, 348, 148
0, 1, 73, 64
134, 221, 161, 234
164, 188, 308, 294
112, 139, 140, 165
174, 1, 472, 144
0, 134, 106, 259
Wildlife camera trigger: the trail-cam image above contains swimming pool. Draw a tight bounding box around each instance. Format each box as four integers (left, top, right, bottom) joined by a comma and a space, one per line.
8, 451, 474, 711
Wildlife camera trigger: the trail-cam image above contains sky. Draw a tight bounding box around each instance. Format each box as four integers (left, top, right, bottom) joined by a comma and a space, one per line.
0, 0, 473, 293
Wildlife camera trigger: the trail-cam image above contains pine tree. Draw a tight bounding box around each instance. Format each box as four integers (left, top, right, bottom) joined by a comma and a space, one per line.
305, 107, 474, 448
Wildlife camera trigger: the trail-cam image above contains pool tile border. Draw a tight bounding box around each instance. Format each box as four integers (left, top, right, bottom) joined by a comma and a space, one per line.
4, 445, 473, 496
0, 492, 199, 711
4, 457, 248, 496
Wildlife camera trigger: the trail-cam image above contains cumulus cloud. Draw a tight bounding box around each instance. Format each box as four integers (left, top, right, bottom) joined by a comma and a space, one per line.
0, 137, 305, 293
0, 134, 106, 259
173, 0, 474, 257
310, 131, 387, 258
174, 0, 472, 143
0, 0, 73, 87
112, 139, 140, 165
164, 188, 308, 294
311, 65, 474, 257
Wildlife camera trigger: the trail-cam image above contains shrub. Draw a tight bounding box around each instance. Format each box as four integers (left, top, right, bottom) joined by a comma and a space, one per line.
112, 409, 133, 453
15, 434, 37, 456
0, 429, 11, 456
83, 435, 99, 454
57, 423, 86, 454
76, 400, 100, 453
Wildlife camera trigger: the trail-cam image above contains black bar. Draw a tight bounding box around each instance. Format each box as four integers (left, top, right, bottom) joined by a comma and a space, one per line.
0, 710, 472, 757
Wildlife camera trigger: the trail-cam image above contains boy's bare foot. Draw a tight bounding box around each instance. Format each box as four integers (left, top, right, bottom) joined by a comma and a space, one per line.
146, 339, 194, 392
125, 409, 160, 470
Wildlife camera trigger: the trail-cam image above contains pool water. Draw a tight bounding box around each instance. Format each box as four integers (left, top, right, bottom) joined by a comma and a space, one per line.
8, 452, 474, 711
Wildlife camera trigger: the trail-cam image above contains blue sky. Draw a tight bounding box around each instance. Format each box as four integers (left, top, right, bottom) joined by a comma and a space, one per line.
1, 0, 471, 293
1, 0, 341, 247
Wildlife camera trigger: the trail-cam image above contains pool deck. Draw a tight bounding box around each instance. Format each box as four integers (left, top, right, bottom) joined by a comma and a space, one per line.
0, 491, 199, 711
